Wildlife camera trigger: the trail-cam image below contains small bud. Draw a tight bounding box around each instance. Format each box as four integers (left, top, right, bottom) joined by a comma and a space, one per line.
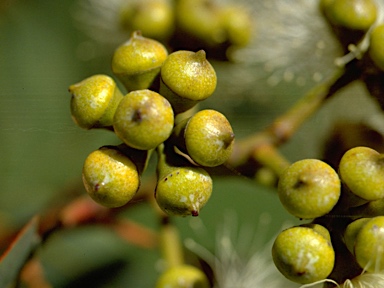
160, 50, 217, 114
111, 31, 168, 91
69, 74, 123, 129
156, 265, 210, 288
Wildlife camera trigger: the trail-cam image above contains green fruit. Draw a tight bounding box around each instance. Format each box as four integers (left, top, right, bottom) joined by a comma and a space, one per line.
220, 5, 252, 47
344, 218, 370, 254
300, 223, 332, 243
277, 159, 341, 219
160, 50, 217, 114
339, 146, 384, 201
369, 24, 384, 71
113, 89, 174, 150
156, 265, 210, 288
272, 226, 335, 284
82, 146, 140, 208
354, 216, 384, 272
175, 0, 225, 45
173, 109, 235, 167
155, 144, 213, 217
119, 0, 175, 41
111, 31, 168, 91
69, 74, 123, 129
323, 0, 377, 31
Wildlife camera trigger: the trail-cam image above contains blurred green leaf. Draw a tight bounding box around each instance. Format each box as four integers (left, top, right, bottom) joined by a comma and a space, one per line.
0, 216, 40, 287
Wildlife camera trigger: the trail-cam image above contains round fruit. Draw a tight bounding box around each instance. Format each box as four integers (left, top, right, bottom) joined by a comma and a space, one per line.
180, 109, 235, 167
323, 0, 377, 31
277, 159, 341, 219
82, 146, 140, 208
272, 226, 335, 284
113, 89, 174, 150
339, 146, 384, 201
160, 50, 217, 113
369, 24, 384, 71
119, 0, 175, 41
354, 216, 384, 272
156, 265, 210, 288
111, 31, 168, 91
69, 74, 123, 129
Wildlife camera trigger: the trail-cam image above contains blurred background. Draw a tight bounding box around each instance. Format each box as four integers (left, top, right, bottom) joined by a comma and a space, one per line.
1, 0, 382, 286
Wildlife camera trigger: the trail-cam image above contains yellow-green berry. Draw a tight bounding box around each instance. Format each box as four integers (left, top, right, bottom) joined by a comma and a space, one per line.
174, 109, 234, 167
155, 145, 213, 217
69, 74, 123, 129
156, 265, 210, 288
272, 226, 335, 284
111, 31, 168, 92
354, 216, 384, 272
323, 0, 377, 31
82, 146, 140, 208
119, 0, 175, 41
344, 218, 370, 255
277, 159, 341, 219
113, 89, 174, 150
339, 146, 384, 201
160, 50, 217, 114
220, 5, 252, 48
175, 0, 224, 46
369, 24, 384, 71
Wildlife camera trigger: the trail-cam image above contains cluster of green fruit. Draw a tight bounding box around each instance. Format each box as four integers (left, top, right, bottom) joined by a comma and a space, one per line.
320, 0, 384, 71
118, 0, 252, 58
68, 31, 235, 218
272, 146, 384, 285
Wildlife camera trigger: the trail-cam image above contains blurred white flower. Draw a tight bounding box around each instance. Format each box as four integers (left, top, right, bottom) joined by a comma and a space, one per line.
185, 212, 298, 288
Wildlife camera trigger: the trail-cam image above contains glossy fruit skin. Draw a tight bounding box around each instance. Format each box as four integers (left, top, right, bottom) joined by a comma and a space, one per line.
354, 216, 384, 272
113, 89, 174, 150
156, 265, 210, 288
119, 0, 175, 41
82, 146, 140, 208
339, 146, 384, 201
111, 31, 168, 91
277, 159, 341, 219
181, 109, 235, 167
160, 50, 217, 114
69, 74, 123, 129
322, 0, 377, 31
369, 24, 384, 71
272, 226, 335, 284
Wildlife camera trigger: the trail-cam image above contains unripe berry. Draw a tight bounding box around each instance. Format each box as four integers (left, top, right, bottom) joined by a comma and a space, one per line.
339, 146, 384, 201
272, 225, 335, 284
277, 159, 341, 219
369, 24, 384, 71
155, 145, 213, 217
173, 109, 234, 167
175, 0, 224, 46
354, 216, 384, 272
113, 89, 174, 150
69, 74, 123, 129
160, 50, 217, 114
156, 265, 210, 288
111, 31, 168, 92
82, 146, 140, 208
220, 5, 252, 48
343, 218, 370, 255
119, 0, 175, 41
322, 0, 377, 31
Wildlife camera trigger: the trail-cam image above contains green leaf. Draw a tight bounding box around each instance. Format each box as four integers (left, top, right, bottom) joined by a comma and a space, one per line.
0, 216, 41, 287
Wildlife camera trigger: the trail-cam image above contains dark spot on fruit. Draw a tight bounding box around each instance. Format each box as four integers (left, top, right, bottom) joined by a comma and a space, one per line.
191, 210, 199, 217
132, 109, 143, 123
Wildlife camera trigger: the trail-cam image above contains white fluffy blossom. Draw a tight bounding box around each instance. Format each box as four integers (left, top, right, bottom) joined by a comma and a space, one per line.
185, 212, 298, 288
